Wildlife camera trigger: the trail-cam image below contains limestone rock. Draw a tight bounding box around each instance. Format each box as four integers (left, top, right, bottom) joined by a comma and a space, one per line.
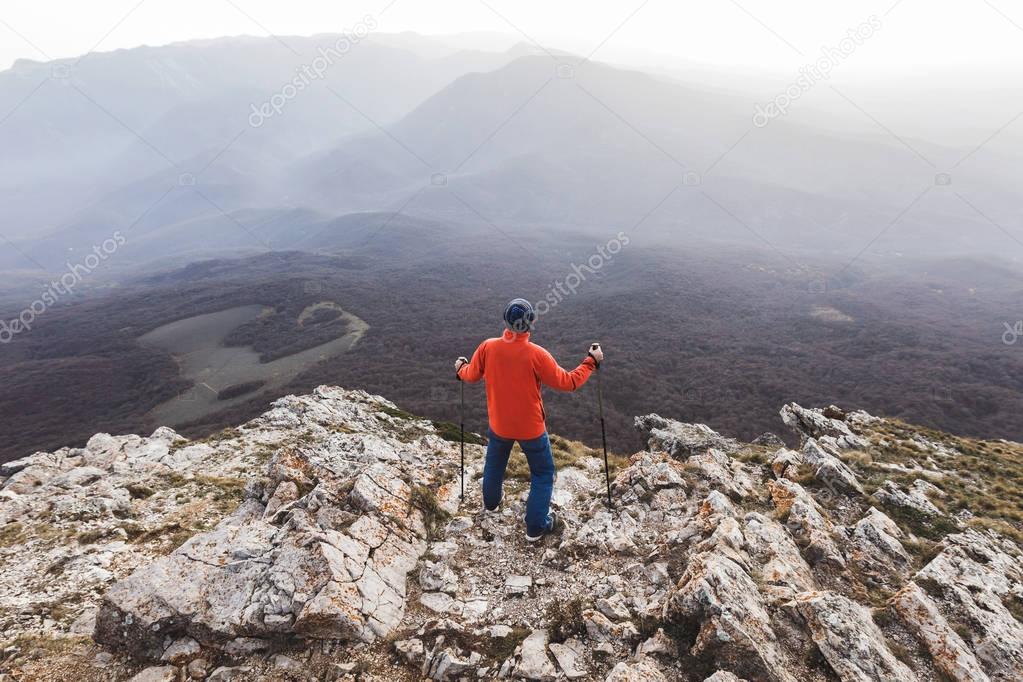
770, 438, 864, 495
8, 387, 1023, 682
741, 512, 817, 601
611, 450, 688, 510
424, 648, 475, 681
420, 591, 458, 615
185, 659, 208, 680
394, 638, 425, 664
915, 531, 1023, 678
767, 479, 845, 568
515, 630, 556, 681
703, 673, 746, 682
874, 480, 943, 517
789, 591, 918, 682
752, 433, 785, 448
636, 628, 679, 658
685, 448, 757, 500
92, 391, 450, 660
263, 479, 299, 519
420, 561, 459, 595
272, 654, 303, 671
664, 550, 796, 682
605, 658, 668, 681
780, 403, 868, 450
635, 414, 741, 459
128, 667, 179, 682
160, 637, 200, 664
583, 609, 639, 643
504, 575, 533, 596
206, 667, 250, 682
892, 582, 990, 682
549, 639, 587, 679
848, 507, 911, 583
569, 509, 640, 555
596, 593, 631, 621
799, 438, 864, 494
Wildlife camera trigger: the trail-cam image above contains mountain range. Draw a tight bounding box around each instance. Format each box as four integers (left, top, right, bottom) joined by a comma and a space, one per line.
2, 33, 1021, 274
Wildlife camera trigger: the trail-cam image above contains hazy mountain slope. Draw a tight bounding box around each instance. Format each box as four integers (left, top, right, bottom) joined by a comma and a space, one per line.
0, 34, 512, 243
295, 55, 1022, 259
5, 43, 1021, 272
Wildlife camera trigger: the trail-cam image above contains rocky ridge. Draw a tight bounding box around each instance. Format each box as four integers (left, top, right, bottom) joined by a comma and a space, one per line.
1, 387, 1022, 681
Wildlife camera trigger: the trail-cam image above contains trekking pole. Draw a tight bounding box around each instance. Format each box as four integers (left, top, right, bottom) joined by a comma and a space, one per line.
459, 372, 465, 501
591, 343, 613, 509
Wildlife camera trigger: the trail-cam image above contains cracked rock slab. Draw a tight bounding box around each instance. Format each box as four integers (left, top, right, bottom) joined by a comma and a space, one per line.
780, 403, 868, 450
789, 591, 918, 682
767, 479, 845, 568
635, 414, 741, 459
892, 582, 990, 682
515, 629, 556, 681
549, 639, 587, 679
874, 480, 943, 517
93, 393, 452, 661
665, 549, 796, 682
915, 531, 1023, 679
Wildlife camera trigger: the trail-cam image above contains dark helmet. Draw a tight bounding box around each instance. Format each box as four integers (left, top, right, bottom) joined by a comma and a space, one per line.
503, 298, 536, 333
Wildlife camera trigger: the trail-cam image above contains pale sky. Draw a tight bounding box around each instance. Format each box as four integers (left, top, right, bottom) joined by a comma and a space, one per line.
2, 0, 1022, 74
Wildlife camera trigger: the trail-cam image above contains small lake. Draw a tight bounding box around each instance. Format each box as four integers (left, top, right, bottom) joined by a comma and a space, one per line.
140, 303, 368, 426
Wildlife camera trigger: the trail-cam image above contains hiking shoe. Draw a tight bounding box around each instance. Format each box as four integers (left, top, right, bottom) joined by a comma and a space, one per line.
524, 511, 562, 543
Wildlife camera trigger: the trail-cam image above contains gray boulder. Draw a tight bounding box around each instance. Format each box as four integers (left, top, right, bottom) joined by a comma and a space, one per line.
635, 414, 741, 459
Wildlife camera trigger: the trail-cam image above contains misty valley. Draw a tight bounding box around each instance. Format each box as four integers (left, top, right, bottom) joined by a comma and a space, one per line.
2, 232, 1020, 467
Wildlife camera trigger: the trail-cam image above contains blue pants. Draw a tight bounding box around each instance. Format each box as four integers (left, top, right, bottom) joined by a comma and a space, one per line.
483, 429, 555, 537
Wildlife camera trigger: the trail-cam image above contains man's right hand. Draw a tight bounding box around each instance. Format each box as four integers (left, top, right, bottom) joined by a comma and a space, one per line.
455, 356, 469, 374
588, 343, 604, 366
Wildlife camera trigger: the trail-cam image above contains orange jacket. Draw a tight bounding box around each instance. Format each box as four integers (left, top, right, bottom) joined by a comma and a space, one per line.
457, 329, 597, 440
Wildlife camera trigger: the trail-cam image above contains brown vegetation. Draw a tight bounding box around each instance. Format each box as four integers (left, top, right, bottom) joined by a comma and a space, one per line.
3, 241, 1023, 469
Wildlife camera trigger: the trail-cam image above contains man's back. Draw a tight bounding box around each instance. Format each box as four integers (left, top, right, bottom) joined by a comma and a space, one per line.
458, 329, 596, 440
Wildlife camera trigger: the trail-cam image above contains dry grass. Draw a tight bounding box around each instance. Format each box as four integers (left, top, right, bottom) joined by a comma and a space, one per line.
838, 450, 874, 467
734, 444, 775, 464
545, 597, 589, 643
0, 633, 92, 661
0, 634, 121, 682
852, 419, 1023, 545
0, 521, 25, 547
0, 521, 73, 548
502, 434, 628, 482
411, 485, 450, 540
117, 472, 251, 554
157, 471, 247, 501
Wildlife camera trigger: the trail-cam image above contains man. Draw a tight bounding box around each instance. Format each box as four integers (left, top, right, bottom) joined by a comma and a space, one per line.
455, 298, 604, 542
